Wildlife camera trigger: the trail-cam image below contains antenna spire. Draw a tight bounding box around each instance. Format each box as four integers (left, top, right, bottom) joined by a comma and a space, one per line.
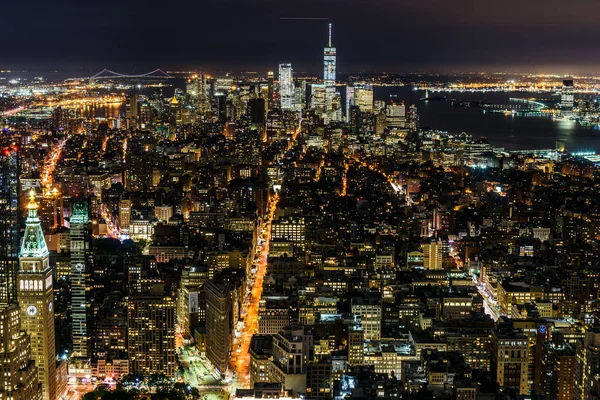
328, 23, 332, 47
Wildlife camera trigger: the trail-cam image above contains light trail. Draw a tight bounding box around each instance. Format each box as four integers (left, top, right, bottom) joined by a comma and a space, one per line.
41, 138, 67, 188
231, 112, 302, 387
314, 154, 325, 181
98, 204, 119, 240
122, 137, 128, 161
232, 193, 280, 385
476, 283, 500, 322
1, 106, 25, 117
341, 160, 349, 196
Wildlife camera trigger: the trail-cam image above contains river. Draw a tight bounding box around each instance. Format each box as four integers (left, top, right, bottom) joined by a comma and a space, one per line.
374, 86, 600, 151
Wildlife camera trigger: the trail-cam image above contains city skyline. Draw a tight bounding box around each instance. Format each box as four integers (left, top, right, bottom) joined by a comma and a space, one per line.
3, 0, 600, 74
2, 3, 600, 399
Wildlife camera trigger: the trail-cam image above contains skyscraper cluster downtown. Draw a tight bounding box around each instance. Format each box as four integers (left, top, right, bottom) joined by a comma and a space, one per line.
279, 24, 341, 123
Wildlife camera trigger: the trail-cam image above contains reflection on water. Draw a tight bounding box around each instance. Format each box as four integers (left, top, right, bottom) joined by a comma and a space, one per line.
81, 103, 124, 119
375, 86, 600, 151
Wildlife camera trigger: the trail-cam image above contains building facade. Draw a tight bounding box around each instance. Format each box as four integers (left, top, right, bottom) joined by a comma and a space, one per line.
0, 303, 42, 400
17, 193, 59, 400
70, 201, 90, 359
127, 280, 176, 377
0, 146, 19, 304
279, 64, 294, 111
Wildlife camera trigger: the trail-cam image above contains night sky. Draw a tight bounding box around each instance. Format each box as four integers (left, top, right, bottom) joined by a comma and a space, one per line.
2, 0, 600, 74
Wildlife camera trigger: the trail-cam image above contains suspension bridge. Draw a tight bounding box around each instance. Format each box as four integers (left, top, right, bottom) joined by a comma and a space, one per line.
89, 68, 174, 80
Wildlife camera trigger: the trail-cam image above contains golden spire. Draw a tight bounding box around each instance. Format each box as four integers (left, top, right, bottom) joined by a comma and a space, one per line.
27, 190, 38, 210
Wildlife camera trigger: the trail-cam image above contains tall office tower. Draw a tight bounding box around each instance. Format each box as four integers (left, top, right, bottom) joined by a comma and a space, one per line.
299, 79, 308, 110
386, 101, 407, 130
351, 293, 382, 341
375, 110, 387, 136
248, 98, 267, 125
0, 145, 19, 304
267, 71, 275, 112
491, 324, 529, 395
347, 322, 365, 367
561, 79, 574, 111
0, 303, 43, 400
118, 199, 131, 231
154, 205, 173, 223
177, 266, 208, 340
346, 86, 355, 121
420, 239, 443, 270
293, 87, 303, 112
354, 86, 374, 113
17, 192, 58, 400
186, 74, 210, 117
269, 325, 313, 394
205, 280, 233, 376
349, 106, 361, 134
311, 84, 326, 115
126, 94, 138, 120
575, 327, 600, 400
126, 145, 160, 192
186, 77, 198, 97
279, 63, 295, 111
540, 341, 575, 400
407, 104, 419, 131
127, 278, 176, 377
249, 335, 273, 387
70, 202, 90, 359
323, 23, 337, 120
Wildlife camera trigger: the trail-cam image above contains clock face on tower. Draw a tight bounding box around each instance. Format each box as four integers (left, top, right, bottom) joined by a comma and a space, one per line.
48, 302, 53, 312
75, 263, 84, 272
26, 305, 37, 316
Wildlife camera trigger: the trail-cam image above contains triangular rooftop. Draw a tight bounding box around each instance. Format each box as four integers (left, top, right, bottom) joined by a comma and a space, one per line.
19, 191, 49, 258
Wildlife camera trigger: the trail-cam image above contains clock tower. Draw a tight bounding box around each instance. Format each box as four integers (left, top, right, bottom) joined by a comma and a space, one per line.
17, 191, 57, 400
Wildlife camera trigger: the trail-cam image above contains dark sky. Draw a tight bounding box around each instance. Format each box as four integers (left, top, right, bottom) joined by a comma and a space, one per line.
2, 0, 600, 74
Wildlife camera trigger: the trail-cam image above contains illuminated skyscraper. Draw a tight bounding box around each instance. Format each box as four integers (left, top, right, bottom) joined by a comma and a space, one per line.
118, 199, 131, 231
540, 341, 575, 400
347, 85, 374, 120
561, 79, 574, 111
127, 278, 176, 377
17, 192, 59, 400
311, 84, 326, 115
279, 63, 294, 110
267, 71, 275, 112
386, 101, 407, 130
323, 23, 339, 121
126, 94, 138, 119
187, 74, 210, 118
346, 86, 355, 121
354, 86, 374, 113
0, 145, 19, 304
420, 239, 443, 270
70, 202, 90, 359
323, 23, 336, 88
0, 303, 42, 400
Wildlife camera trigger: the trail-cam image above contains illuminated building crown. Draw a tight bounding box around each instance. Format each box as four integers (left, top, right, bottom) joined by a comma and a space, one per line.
19, 191, 49, 258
